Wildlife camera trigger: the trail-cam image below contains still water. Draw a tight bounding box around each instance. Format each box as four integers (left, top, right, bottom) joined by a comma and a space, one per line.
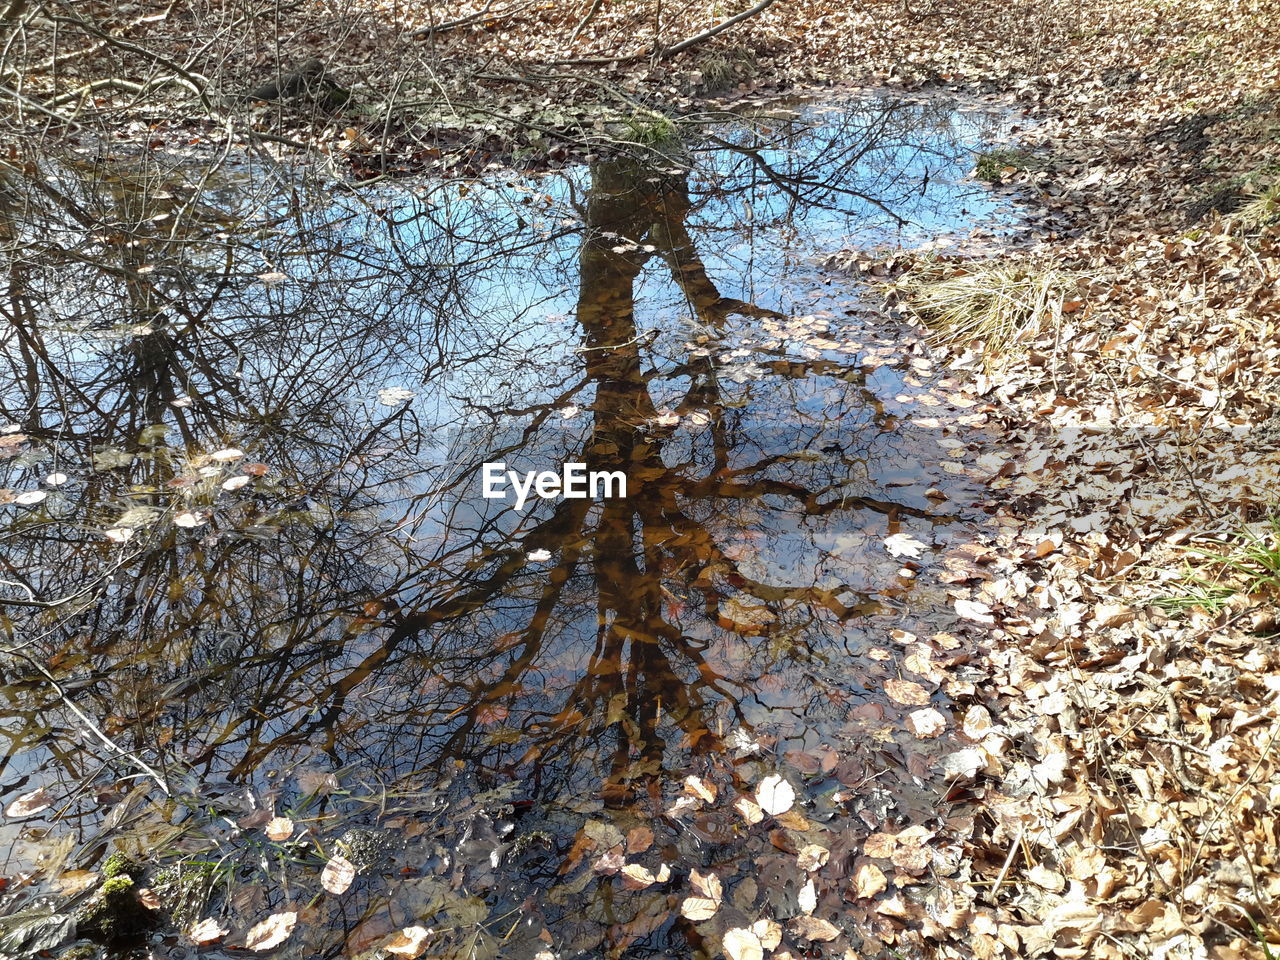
1, 94, 1018, 959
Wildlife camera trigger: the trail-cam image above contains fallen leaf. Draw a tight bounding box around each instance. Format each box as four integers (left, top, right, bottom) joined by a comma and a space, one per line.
798, 877, 817, 914
689, 868, 722, 901
321, 855, 356, 895
209, 447, 244, 462
680, 895, 720, 921
723, 927, 764, 960
735, 796, 764, 824
789, 915, 840, 941
796, 844, 829, 871
264, 816, 294, 841
884, 678, 931, 706
188, 918, 229, 944
621, 864, 656, 889
905, 707, 946, 738
755, 775, 795, 816
384, 925, 433, 958
5, 787, 51, 818
751, 918, 782, 950
684, 775, 716, 803
883, 532, 928, 558
954, 598, 995, 624
221, 475, 251, 491
852, 862, 887, 899
244, 911, 296, 951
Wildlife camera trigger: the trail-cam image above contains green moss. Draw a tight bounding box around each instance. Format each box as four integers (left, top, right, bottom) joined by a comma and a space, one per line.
101, 853, 141, 880
75, 875, 156, 943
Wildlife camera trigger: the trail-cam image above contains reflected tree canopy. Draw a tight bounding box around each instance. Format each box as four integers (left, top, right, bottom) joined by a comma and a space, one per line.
0, 97, 1012, 959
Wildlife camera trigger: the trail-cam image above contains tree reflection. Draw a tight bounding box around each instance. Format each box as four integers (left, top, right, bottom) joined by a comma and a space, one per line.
0, 97, 1006, 958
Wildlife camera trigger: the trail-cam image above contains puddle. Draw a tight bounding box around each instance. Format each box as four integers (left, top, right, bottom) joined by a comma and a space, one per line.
0, 94, 1023, 959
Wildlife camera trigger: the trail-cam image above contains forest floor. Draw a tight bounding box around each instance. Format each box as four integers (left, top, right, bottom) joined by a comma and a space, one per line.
7, 0, 1280, 957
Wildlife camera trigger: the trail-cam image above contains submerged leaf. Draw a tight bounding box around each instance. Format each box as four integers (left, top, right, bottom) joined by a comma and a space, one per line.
4, 787, 51, 819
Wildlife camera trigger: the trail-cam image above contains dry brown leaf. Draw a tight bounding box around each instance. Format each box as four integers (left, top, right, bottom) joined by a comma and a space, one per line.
689, 868, 722, 901
735, 796, 764, 824
884, 678, 931, 706
789, 915, 840, 941
384, 925, 433, 958
684, 775, 716, 803
244, 911, 297, 951
680, 896, 720, 921
723, 927, 764, 960
321, 855, 356, 895
188, 917, 229, 944
905, 707, 946, 739
264, 816, 294, 841
621, 864, 657, 889
751, 918, 782, 950
852, 862, 887, 899
863, 833, 897, 858
796, 844, 830, 872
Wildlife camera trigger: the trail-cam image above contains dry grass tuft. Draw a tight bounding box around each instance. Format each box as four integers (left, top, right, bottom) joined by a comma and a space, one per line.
884, 256, 1081, 357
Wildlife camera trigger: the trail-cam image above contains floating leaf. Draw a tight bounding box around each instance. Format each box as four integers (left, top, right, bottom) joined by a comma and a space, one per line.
321, 855, 356, 895
883, 532, 928, 558
44, 473, 68, 486
527, 548, 552, 561
755, 775, 795, 816
242, 462, 271, 476
264, 817, 294, 841
188, 917, 228, 944
244, 911, 296, 951
104, 527, 134, 543
209, 448, 244, 462
722, 928, 763, 960
884, 678, 930, 706
174, 511, 206, 528
13, 490, 46, 506
384, 926, 432, 958
221, 475, 251, 491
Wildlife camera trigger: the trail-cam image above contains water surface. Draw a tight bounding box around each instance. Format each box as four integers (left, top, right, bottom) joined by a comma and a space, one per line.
0, 94, 1017, 959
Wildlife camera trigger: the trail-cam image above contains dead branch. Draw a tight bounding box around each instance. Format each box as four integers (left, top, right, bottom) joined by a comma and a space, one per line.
659, 0, 780, 58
